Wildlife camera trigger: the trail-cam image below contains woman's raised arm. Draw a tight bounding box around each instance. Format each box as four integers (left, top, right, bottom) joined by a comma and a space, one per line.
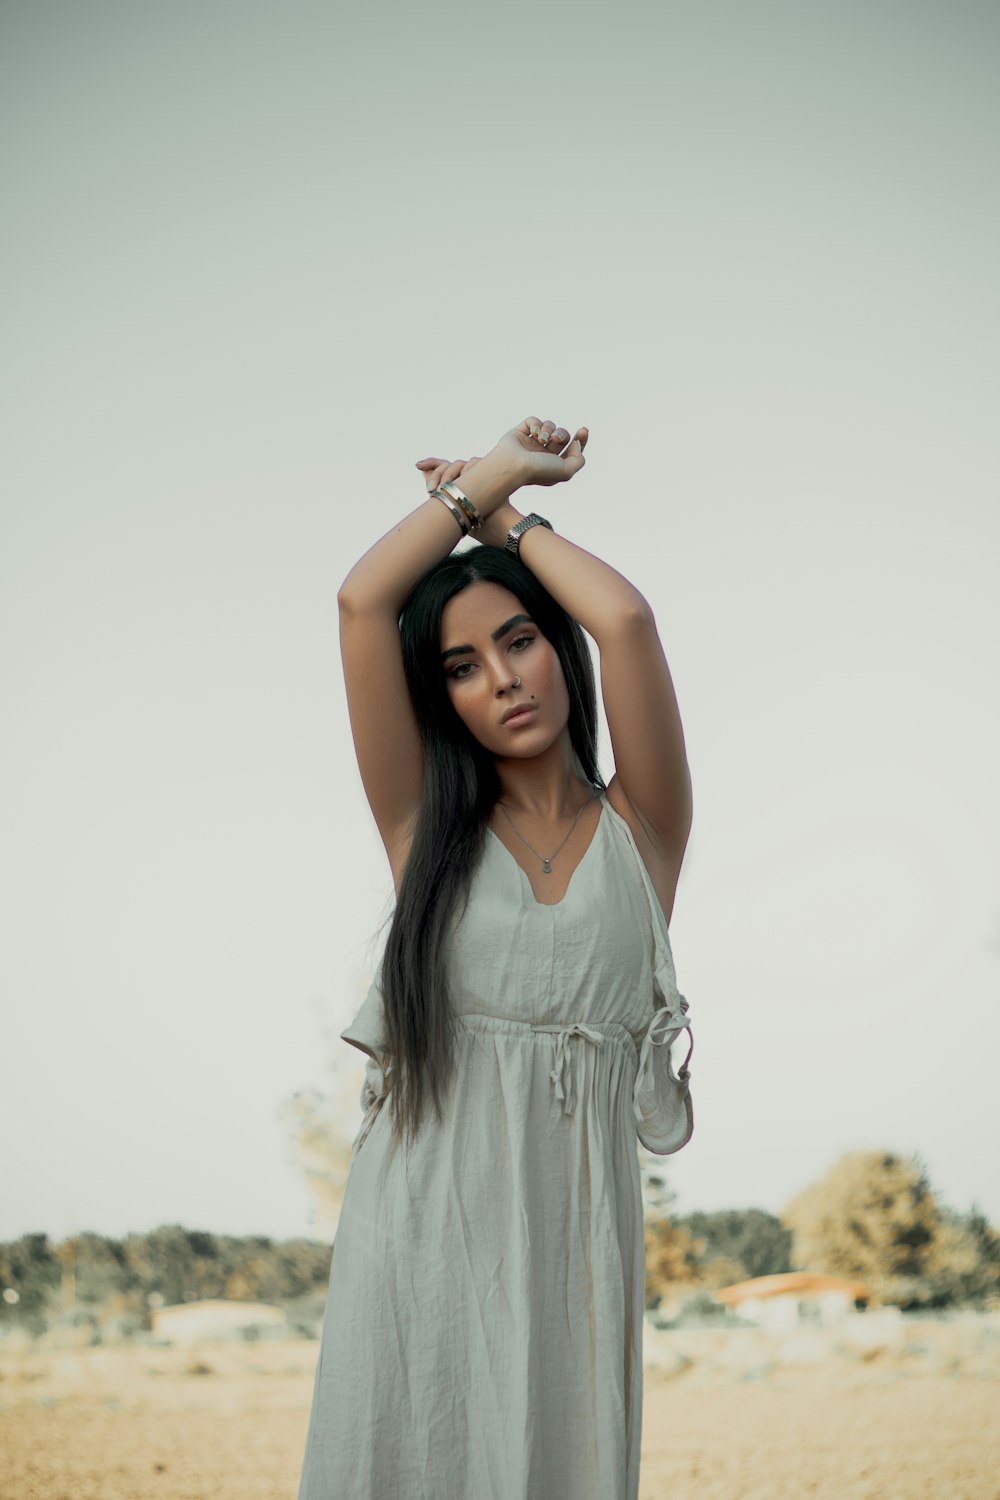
474, 432, 693, 921
336, 447, 522, 870
337, 418, 589, 874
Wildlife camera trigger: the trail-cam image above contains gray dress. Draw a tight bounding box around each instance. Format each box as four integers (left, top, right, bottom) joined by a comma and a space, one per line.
296, 792, 693, 1500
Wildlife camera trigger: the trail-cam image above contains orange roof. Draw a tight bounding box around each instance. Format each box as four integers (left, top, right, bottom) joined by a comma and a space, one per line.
715, 1272, 869, 1304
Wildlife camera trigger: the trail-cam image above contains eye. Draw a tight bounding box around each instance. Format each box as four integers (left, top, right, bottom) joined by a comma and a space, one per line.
446, 661, 475, 680
510, 634, 535, 652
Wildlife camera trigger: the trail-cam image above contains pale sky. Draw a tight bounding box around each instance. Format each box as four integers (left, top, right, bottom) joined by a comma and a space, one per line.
2, 1, 998, 1246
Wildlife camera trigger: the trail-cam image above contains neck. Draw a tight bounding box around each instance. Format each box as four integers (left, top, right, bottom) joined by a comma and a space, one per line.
493, 734, 595, 819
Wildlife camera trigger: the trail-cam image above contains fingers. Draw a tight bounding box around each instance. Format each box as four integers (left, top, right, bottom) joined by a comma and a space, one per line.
413, 456, 449, 480
416, 457, 445, 487
415, 456, 479, 489
556, 426, 587, 458
522, 416, 573, 450
416, 457, 451, 488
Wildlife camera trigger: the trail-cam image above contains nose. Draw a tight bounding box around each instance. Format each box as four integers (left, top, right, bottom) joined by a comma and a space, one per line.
494, 670, 521, 697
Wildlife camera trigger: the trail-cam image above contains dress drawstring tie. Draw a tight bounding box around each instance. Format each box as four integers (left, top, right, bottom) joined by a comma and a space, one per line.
531, 1022, 608, 1117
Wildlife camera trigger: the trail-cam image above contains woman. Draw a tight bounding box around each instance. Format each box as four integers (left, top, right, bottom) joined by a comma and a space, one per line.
296, 416, 695, 1500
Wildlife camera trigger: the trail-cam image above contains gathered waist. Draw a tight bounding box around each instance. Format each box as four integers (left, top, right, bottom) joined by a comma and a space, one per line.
455, 1012, 639, 1118
457, 1011, 637, 1051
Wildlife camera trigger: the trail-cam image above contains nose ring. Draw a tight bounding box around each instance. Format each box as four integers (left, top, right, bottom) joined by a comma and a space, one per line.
511, 676, 521, 689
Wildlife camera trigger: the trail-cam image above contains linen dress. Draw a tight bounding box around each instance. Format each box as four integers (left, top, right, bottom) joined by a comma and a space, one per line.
296, 792, 693, 1500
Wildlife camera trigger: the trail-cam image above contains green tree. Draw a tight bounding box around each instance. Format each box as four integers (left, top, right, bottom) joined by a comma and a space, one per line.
0, 1233, 60, 1333
122, 1225, 222, 1307
639, 1166, 701, 1306
678, 1208, 793, 1282
68, 1233, 132, 1306
644, 1217, 702, 1306
926, 1204, 1000, 1306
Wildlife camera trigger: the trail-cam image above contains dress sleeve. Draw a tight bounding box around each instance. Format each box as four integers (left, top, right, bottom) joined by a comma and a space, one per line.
615, 816, 695, 1156
632, 991, 694, 1155
340, 977, 394, 1161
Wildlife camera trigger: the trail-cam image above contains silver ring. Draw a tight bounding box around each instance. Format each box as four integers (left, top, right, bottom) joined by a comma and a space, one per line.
512, 677, 521, 688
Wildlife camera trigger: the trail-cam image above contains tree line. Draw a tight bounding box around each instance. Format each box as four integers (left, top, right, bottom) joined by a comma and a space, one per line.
643, 1149, 1000, 1311
2, 1149, 997, 1341
0, 1229, 333, 1340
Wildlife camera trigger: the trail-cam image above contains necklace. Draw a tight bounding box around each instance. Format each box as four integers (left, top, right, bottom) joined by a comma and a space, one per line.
495, 786, 599, 874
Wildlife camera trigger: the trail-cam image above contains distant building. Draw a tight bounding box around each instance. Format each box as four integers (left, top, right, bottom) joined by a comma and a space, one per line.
150, 1298, 287, 1345
715, 1272, 869, 1331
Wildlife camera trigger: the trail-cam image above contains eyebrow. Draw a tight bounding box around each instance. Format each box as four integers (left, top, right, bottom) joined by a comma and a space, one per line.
441, 613, 534, 662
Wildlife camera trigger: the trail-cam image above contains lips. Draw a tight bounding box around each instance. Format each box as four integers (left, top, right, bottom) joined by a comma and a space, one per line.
500, 702, 537, 727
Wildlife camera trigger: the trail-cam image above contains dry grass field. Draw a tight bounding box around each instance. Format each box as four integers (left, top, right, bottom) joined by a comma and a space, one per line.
1, 1317, 997, 1499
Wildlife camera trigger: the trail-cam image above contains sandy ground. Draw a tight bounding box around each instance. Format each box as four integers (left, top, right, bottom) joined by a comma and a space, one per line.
1, 1319, 998, 1499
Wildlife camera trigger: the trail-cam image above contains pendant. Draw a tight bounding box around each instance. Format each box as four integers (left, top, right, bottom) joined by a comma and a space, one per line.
542, 859, 552, 874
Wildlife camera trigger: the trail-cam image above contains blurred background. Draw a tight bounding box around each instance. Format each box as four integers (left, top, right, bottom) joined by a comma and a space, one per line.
2, 0, 998, 1261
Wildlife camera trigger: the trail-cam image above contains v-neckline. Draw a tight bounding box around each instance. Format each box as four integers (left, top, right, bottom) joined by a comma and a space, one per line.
486, 793, 606, 909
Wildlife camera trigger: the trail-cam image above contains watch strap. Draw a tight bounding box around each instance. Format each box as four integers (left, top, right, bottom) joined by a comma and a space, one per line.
505, 512, 554, 556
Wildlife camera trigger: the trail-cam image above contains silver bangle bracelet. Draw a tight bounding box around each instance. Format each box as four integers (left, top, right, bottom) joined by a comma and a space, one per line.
437, 480, 483, 535
431, 488, 469, 536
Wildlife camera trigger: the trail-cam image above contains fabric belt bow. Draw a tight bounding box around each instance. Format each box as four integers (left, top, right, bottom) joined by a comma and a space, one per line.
531, 1022, 608, 1117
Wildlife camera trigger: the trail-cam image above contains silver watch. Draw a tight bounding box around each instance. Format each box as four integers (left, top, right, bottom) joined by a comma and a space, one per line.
505, 512, 553, 556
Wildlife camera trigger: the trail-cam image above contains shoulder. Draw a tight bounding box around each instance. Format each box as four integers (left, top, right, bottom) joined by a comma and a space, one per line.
604, 775, 684, 927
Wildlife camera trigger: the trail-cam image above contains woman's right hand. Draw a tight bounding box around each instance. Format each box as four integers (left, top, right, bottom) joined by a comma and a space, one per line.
415, 417, 588, 502
492, 416, 589, 488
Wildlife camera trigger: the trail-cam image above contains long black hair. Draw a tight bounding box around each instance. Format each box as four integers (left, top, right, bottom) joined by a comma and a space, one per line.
380, 545, 605, 1150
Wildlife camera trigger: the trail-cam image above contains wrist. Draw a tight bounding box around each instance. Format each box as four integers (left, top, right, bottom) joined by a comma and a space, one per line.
490, 500, 524, 530
477, 499, 524, 548
454, 449, 523, 521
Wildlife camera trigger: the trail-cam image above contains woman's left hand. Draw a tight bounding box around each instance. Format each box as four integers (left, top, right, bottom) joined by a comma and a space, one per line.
415, 454, 485, 496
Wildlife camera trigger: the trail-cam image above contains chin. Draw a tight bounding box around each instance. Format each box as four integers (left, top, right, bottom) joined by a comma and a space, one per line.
497, 728, 561, 759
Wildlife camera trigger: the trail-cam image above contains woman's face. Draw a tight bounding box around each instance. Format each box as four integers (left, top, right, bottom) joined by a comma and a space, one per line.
439, 581, 570, 758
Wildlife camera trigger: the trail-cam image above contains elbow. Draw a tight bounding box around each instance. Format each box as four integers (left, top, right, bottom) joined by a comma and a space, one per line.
338, 579, 404, 624
337, 579, 364, 616
625, 594, 655, 628
615, 595, 657, 636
